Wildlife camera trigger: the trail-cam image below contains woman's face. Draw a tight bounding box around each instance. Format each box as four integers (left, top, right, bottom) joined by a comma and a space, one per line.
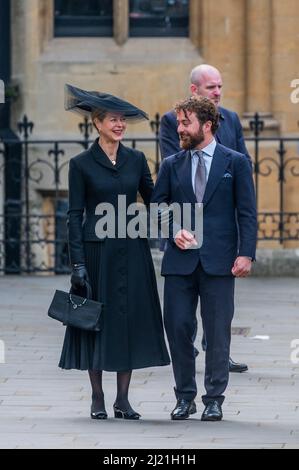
96, 112, 127, 142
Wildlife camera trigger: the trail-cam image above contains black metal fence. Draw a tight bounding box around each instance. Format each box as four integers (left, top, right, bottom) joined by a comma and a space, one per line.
0, 112, 299, 274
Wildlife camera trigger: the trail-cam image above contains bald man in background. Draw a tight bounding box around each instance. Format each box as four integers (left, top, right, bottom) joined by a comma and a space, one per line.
159, 64, 251, 373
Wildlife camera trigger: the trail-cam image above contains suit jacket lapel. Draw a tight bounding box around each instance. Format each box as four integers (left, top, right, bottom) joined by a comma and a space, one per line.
216, 110, 234, 147
115, 142, 130, 170
203, 144, 230, 206
216, 115, 227, 145
215, 124, 223, 144
174, 150, 197, 203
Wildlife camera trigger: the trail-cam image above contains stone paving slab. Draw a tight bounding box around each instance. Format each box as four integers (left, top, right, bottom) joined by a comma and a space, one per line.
0, 275, 299, 449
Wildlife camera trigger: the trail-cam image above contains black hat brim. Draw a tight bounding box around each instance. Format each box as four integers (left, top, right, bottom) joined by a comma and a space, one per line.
64, 84, 149, 122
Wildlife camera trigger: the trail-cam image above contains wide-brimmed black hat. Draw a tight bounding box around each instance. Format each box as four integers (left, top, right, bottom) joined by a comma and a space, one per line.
64, 84, 148, 121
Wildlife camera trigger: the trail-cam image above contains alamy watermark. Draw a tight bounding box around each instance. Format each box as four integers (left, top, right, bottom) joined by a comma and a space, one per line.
290, 339, 299, 364
290, 79, 299, 104
0, 80, 5, 104
0, 340, 5, 364
93, 196, 203, 249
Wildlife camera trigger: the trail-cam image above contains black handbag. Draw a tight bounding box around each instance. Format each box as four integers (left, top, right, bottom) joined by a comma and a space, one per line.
48, 282, 103, 331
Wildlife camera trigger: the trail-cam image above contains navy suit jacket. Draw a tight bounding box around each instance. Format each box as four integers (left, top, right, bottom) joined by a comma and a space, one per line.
159, 106, 251, 164
151, 144, 257, 276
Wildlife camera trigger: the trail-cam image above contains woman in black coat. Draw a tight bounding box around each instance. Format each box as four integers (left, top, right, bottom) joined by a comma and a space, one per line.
59, 85, 170, 420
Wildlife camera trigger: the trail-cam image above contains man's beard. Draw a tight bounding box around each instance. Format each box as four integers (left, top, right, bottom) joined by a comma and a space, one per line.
179, 129, 204, 150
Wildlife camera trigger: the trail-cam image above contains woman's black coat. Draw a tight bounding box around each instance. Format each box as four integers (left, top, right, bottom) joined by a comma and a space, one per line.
59, 139, 170, 371
67, 139, 154, 264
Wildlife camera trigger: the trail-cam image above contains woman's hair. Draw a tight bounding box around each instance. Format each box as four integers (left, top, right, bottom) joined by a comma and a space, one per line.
174, 95, 220, 134
91, 108, 108, 132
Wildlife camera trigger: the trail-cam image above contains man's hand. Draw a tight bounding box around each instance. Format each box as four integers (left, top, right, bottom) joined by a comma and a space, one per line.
174, 229, 198, 250
231, 256, 252, 277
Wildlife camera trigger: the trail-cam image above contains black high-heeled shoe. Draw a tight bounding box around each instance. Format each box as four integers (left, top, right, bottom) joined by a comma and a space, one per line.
90, 410, 108, 420
113, 404, 141, 420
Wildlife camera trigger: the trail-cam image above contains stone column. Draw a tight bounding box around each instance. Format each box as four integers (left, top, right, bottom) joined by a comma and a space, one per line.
113, 0, 129, 46
11, 0, 41, 122
39, 0, 54, 48
200, 0, 247, 114
243, 0, 279, 136
189, 0, 202, 50
245, 0, 272, 113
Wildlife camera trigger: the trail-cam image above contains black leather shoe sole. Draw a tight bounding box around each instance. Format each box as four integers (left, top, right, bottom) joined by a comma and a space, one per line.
229, 364, 248, 373
113, 406, 141, 420
90, 411, 108, 420
171, 402, 197, 420
201, 412, 222, 421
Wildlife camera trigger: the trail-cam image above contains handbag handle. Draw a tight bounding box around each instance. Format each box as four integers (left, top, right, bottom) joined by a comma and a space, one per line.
69, 294, 87, 310
69, 281, 92, 309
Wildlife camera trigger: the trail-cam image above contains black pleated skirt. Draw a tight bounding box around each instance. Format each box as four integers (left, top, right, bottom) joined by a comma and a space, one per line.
58, 239, 170, 371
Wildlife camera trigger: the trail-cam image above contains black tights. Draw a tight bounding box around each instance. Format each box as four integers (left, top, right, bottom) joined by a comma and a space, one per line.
88, 370, 134, 412
88, 370, 105, 412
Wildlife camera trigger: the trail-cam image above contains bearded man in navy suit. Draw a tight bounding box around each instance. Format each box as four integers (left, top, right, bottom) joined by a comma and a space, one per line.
152, 96, 257, 421
159, 64, 251, 374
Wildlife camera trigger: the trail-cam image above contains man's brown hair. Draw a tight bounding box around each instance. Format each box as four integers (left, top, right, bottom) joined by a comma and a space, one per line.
174, 96, 220, 134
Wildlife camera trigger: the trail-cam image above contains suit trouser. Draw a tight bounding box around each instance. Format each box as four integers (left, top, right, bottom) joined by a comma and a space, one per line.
163, 261, 235, 405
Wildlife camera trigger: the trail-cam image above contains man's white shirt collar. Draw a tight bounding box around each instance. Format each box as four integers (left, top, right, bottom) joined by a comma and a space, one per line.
191, 138, 217, 158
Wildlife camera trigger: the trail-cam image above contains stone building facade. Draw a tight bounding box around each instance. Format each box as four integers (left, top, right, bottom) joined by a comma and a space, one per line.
10, 0, 299, 135
2, 0, 299, 273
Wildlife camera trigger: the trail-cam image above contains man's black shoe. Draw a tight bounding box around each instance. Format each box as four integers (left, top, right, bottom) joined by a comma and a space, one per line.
229, 357, 248, 373
201, 401, 223, 421
171, 399, 197, 420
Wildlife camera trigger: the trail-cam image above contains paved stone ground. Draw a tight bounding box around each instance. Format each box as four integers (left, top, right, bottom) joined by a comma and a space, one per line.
0, 274, 298, 449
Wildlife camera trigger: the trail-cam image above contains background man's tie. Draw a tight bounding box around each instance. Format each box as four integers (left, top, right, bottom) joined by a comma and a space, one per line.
194, 150, 206, 202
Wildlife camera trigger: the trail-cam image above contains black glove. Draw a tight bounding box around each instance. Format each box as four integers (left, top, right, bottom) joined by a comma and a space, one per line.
71, 263, 89, 290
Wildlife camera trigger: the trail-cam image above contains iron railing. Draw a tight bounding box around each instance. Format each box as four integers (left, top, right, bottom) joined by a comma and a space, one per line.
0, 112, 299, 273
